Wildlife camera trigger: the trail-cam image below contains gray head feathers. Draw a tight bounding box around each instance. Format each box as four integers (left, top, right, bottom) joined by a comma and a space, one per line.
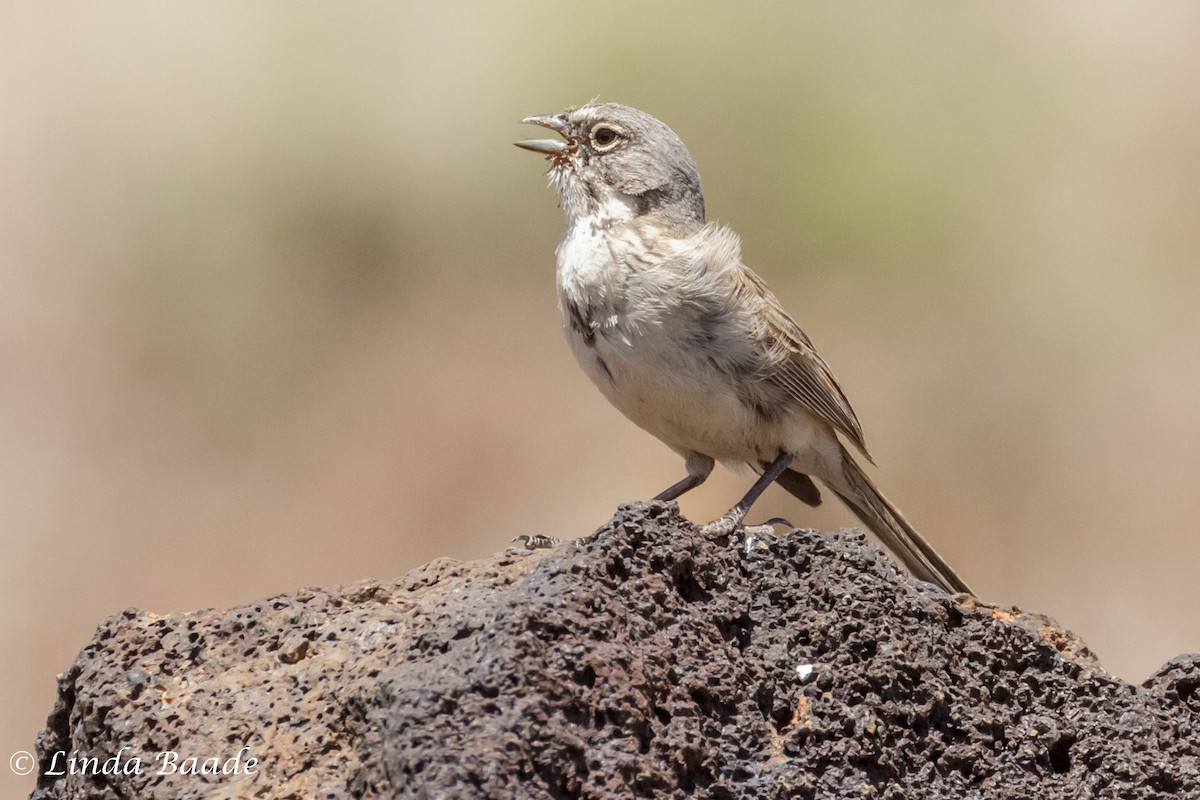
522, 102, 706, 234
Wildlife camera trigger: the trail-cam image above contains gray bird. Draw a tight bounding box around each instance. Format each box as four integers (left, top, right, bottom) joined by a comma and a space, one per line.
516, 102, 971, 596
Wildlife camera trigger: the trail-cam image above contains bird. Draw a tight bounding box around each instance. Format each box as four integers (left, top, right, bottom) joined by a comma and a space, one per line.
515, 101, 972, 596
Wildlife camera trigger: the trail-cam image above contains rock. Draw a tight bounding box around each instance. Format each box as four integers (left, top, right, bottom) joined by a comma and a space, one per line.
28, 502, 1200, 799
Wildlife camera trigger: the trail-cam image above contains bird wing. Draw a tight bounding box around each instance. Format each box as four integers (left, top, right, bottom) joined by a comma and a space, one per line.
732, 265, 873, 461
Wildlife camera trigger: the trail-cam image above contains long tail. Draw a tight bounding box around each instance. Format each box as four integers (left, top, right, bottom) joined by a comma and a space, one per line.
830, 451, 972, 596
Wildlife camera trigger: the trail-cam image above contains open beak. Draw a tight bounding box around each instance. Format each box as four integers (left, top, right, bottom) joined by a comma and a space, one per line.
514, 113, 570, 155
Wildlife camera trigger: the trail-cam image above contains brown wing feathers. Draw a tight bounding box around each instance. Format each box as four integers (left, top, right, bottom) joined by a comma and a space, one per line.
733, 266, 872, 460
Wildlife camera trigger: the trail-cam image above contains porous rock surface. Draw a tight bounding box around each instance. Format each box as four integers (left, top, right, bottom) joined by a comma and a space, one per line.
30, 502, 1200, 799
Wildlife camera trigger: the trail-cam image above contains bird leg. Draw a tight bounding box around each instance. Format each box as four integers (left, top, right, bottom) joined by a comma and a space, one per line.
653, 473, 705, 502
700, 450, 796, 536
653, 453, 715, 502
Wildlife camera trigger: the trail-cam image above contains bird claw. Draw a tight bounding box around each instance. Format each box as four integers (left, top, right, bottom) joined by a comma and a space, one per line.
700, 506, 792, 537
512, 534, 563, 550
701, 511, 790, 554
699, 512, 743, 537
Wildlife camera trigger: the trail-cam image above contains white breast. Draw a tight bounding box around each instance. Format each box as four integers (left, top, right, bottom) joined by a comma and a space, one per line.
554, 218, 783, 465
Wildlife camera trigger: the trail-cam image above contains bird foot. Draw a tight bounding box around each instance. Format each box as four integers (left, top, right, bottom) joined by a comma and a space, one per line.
512, 534, 564, 550
698, 512, 743, 537
700, 510, 792, 542
701, 512, 794, 555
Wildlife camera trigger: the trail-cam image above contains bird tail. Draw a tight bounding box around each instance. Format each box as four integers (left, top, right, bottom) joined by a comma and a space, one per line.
773, 467, 822, 508
831, 450, 972, 596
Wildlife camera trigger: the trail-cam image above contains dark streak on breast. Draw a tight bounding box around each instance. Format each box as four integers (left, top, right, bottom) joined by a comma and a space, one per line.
565, 299, 595, 346
582, 179, 600, 214
688, 325, 718, 349
595, 354, 615, 384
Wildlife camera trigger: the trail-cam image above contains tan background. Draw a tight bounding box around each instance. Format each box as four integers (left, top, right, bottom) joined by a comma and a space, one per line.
4, 2, 1200, 795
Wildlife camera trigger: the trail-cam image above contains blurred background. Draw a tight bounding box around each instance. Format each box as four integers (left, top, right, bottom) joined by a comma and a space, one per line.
3, 2, 1200, 794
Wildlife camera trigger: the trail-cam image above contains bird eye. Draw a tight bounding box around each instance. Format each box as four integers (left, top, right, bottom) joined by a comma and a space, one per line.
590, 125, 621, 150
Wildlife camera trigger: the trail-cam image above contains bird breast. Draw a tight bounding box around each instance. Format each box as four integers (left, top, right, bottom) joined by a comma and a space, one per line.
554, 219, 783, 462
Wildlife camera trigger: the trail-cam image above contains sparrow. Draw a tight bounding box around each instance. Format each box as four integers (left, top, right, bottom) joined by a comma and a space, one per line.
515, 102, 971, 596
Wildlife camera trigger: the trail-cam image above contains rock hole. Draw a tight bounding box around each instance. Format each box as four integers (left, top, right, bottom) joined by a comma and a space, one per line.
605, 556, 629, 581
1048, 733, 1075, 774
633, 720, 653, 754
675, 745, 713, 792
690, 688, 716, 715
563, 703, 586, 726
573, 664, 596, 688
945, 605, 964, 628
673, 565, 711, 603
715, 613, 752, 652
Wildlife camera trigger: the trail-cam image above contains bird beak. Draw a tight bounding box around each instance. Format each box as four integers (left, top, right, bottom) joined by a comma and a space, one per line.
514, 113, 570, 155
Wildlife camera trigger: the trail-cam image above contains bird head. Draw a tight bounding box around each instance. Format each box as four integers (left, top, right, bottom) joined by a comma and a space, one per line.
516, 102, 705, 231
